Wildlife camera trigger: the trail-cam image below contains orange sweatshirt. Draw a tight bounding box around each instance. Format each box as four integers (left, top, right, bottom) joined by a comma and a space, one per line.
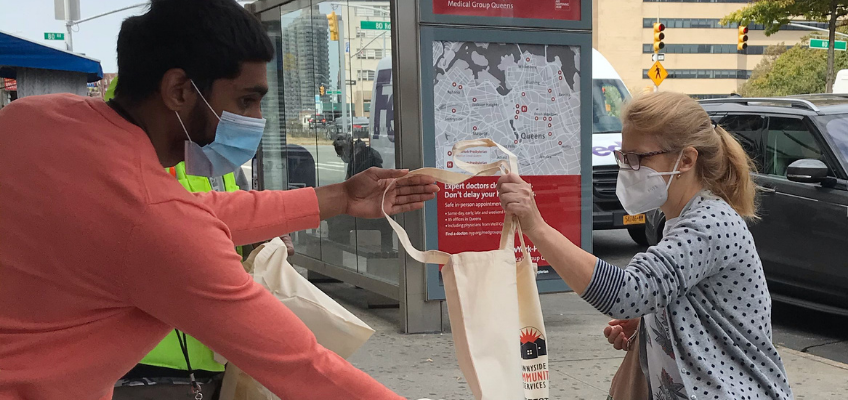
0, 94, 402, 400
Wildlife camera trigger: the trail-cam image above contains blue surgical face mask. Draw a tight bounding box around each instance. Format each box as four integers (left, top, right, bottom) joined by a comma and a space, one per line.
175, 80, 266, 177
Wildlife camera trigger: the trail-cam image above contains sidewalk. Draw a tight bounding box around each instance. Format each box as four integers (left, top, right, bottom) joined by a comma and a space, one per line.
316, 282, 848, 399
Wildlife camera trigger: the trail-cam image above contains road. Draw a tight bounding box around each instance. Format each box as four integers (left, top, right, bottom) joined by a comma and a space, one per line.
593, 229, 848, 365
308, 145, 347, 185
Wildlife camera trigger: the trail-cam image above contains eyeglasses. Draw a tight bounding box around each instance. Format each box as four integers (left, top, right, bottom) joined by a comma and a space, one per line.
613, 150, 670, 171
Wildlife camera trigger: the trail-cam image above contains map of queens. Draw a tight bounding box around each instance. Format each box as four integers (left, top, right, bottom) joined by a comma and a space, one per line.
433, 41, 582, 176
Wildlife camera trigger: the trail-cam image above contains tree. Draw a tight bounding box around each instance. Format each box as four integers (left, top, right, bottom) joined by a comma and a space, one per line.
723, 0, 848, 93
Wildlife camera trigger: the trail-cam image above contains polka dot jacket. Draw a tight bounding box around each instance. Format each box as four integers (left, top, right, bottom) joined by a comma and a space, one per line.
581, 192, 793, 400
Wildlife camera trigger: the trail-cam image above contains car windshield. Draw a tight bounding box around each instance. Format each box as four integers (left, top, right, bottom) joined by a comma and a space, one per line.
818, 114, 848, 164
592, 79, 630, 134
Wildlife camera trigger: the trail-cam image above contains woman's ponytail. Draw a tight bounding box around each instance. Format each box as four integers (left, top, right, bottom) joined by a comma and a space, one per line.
711, 126, 758, 219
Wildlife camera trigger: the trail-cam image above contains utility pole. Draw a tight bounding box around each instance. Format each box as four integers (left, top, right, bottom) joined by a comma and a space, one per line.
56, 1, 251, 53
56, 1, 148, 52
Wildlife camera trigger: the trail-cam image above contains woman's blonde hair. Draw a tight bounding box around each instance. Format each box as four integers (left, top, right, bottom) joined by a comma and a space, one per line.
620, 91, 758, 219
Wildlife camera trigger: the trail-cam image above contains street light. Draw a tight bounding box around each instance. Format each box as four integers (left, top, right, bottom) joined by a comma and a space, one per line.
787, 22, 848, 38
56, 1, 253, 52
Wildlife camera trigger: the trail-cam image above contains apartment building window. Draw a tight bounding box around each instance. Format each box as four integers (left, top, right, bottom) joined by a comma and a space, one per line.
642, 18, 829, 30
357, 48, 385, 59
641, 44, 792, 55
642, 69, 753, 79
690, 94, 735, 99
355, 6, 390, 17
357, 70, 376, 80
355, 27, 385, 39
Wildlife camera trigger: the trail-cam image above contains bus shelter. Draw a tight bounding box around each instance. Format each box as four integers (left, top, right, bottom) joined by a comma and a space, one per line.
247, 0, 593, 333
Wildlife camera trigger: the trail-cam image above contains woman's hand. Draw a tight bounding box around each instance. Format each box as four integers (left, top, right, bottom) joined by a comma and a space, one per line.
496, 173, 547, 236
603, 318, 639, 351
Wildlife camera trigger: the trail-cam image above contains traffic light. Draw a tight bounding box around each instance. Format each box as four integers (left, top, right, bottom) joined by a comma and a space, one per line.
737, 26, 749, 51
327, 11, 339, 41
653, 22, 665, 53
319, 85, 325, 96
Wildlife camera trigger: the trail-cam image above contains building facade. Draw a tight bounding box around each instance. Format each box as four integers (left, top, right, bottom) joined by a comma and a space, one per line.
281, 5, 331, 122
340, 1, 391, 118
593, 0, 823, 97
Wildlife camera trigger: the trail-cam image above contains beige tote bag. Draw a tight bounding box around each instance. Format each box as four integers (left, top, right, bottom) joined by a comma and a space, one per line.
384, 139, 550, 400
219, 238, 376, 400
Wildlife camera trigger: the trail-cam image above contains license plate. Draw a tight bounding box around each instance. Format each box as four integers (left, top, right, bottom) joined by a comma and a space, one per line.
623, 214, 646, 225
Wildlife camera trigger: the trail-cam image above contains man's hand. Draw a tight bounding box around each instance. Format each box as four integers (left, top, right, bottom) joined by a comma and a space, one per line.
344, 168, 439, 219
603, 318, 639, 351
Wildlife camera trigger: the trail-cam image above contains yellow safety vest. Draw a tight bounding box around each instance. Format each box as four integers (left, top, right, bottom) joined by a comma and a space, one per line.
138, 162, 241, 373
106, 81, 239, 373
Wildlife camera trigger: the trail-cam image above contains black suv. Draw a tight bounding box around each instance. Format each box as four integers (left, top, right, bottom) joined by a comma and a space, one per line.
644, 95, 848, 315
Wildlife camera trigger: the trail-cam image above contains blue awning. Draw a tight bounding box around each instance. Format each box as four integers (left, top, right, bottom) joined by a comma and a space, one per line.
0, 30, 103, 83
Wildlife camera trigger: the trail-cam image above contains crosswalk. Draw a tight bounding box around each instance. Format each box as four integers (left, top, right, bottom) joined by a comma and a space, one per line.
317, 161, 346, 172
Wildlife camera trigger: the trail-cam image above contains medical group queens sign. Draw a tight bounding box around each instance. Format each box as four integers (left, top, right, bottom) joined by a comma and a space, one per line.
432, 0, 580, 21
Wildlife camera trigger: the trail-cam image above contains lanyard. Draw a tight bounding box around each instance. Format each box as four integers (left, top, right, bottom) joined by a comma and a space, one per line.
175, 329, 203, 400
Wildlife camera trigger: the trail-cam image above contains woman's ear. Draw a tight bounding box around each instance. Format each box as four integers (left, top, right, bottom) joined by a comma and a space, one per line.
678, 146, 699, 173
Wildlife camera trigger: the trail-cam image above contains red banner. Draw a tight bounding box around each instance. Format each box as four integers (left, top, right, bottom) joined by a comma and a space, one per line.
3, 78, 16, 91
437, 175, 581, 267
432, 0, 580, 21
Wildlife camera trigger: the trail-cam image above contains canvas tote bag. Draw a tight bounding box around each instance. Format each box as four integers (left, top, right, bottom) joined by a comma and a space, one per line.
219, 238, 376, 400
383, 138, 549, 400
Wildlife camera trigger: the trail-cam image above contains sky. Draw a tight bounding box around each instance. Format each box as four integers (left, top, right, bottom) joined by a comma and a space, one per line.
0, 0, 253, 74
0, 0, 151, 73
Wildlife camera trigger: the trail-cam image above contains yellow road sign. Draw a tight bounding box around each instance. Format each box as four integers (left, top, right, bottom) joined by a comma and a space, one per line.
649, 61, 668, 87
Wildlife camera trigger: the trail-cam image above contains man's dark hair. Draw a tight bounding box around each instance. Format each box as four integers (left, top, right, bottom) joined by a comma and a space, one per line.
115, 0, 274, 102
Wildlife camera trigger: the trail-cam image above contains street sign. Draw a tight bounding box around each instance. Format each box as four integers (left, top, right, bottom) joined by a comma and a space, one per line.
810, 38, 847, 51
327, 90, 342, 95
652, 53, 665, 62
345, 80, 357, 85
649, 61, 668, 87
360, 21, 391, 30
44, 32, 65, 41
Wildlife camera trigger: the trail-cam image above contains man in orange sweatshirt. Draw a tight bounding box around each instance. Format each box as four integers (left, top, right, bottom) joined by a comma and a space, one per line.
0, 0, 437, 399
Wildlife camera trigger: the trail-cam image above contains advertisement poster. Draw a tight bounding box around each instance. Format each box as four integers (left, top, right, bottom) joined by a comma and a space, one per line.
432, 0, 580, 21
433, 41, 582, 280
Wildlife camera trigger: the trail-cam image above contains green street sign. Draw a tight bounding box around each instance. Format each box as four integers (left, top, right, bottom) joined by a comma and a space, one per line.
327, 90, 341, 95
44, 32, 65, 40
360, 21, 391, 30
810, 38, 847, 51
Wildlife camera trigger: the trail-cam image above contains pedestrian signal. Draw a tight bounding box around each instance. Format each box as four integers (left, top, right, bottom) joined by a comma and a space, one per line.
737, 26, 749, 51
653, 22, 665, 53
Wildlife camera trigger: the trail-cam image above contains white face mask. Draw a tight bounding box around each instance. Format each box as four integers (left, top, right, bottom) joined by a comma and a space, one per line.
615, 151, 684, 215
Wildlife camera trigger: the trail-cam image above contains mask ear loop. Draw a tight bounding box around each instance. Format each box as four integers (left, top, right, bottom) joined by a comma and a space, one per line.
175, 111, 192, 142
190, 80, 222, 122
665, 150, 685, 189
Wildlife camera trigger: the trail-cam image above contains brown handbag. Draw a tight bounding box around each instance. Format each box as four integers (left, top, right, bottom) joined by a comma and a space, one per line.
608, 327, 650, 400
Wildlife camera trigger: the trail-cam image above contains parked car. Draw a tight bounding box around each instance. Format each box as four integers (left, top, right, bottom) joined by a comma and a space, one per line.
644, 94, 848, 315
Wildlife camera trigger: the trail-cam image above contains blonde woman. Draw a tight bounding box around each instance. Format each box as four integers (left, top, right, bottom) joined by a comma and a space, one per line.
497, 92, 793, 399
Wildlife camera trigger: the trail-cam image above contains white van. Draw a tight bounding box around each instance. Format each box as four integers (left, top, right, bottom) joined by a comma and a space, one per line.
590, 50, 647, 244
369, 50, 643, 243
833, 69, 848, 94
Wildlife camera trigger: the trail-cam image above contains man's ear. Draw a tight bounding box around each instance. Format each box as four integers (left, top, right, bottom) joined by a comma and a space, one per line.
159, 68, 194, 112
678, 146, 699, 173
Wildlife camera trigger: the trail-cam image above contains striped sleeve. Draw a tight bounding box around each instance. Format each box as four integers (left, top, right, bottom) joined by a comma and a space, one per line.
580, 259, 626, 315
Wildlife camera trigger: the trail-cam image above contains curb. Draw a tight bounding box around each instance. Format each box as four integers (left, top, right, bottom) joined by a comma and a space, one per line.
777, 345, 848, 371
